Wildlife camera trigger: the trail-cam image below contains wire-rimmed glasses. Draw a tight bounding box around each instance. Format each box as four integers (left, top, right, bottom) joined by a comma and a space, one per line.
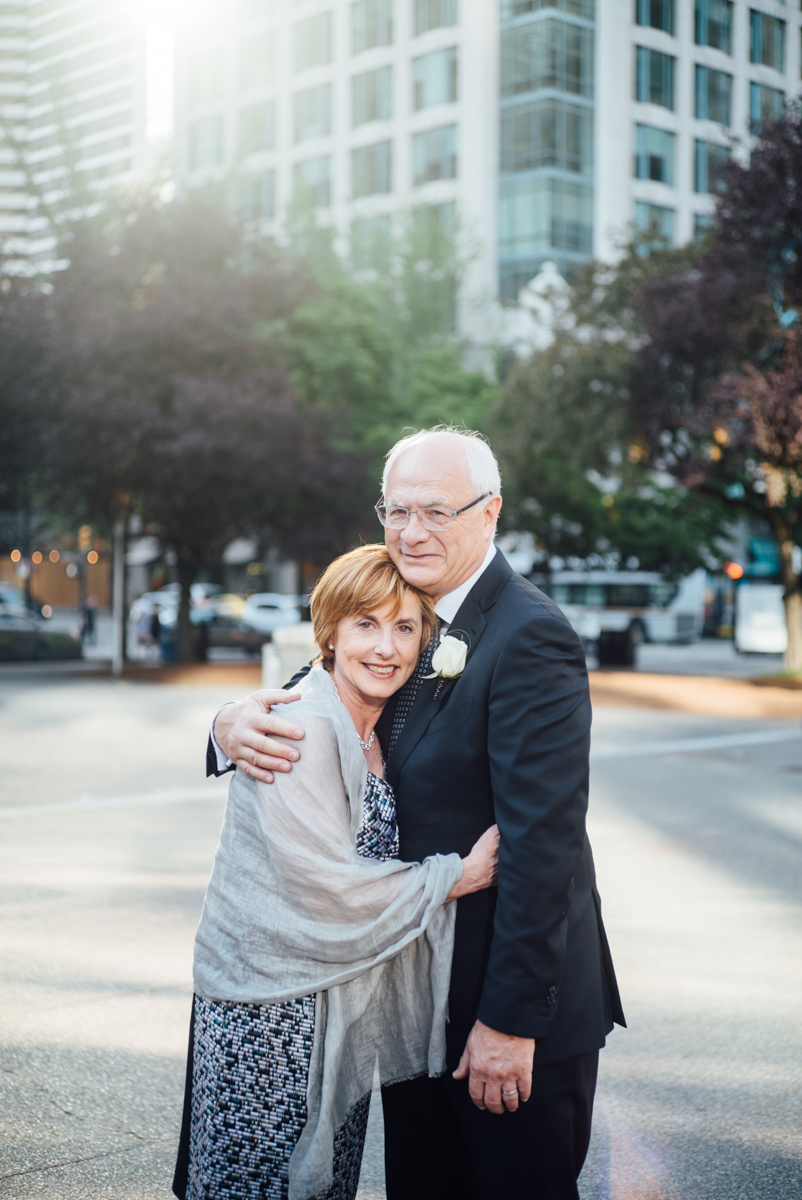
374, 493, 491, 532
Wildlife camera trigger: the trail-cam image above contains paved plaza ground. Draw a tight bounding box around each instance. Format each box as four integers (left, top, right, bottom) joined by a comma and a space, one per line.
0, 667, 800, 1199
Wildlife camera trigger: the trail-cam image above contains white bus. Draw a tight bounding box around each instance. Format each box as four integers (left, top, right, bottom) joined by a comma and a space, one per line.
539, 569, 707, 664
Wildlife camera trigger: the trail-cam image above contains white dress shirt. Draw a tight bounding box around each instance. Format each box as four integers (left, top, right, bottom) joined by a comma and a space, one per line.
210, 542, 499, 772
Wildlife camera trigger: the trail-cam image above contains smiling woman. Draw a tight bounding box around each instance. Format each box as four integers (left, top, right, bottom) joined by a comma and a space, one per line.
174, 541, 498, 1200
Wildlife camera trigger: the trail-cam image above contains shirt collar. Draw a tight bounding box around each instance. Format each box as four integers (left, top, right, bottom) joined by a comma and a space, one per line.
434, 543, 498, 626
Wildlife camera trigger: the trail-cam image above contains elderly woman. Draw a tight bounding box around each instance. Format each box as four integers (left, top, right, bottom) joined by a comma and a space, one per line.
173, 545, 498, 1200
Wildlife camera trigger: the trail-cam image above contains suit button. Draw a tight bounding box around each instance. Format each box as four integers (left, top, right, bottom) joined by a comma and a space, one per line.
549, 986, 557, 995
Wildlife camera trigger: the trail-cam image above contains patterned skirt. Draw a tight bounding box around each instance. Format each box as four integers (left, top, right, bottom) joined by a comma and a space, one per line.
173, 994, 370, 1200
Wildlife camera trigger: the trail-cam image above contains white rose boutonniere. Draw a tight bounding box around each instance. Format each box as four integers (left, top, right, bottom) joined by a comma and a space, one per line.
425, 632, 469, 681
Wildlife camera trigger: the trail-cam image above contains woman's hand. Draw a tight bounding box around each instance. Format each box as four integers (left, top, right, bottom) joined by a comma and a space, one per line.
447, 825, 500, 901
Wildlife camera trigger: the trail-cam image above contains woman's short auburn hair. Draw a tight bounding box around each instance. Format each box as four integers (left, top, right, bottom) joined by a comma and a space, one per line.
310, 544, 437, 672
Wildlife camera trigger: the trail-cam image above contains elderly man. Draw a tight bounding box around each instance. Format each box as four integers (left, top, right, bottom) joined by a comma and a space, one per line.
209, 428, 624, 1200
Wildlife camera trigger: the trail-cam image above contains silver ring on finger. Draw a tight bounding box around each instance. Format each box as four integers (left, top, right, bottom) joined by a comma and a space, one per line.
502, 1088, 518, 1096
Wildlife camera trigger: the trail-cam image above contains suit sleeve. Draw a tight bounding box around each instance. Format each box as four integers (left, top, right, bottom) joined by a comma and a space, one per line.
204, 660, 317, 778
477, 613, 591, 1039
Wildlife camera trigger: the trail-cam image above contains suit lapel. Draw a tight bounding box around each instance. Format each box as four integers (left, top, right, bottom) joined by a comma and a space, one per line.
388, 551, 513, 784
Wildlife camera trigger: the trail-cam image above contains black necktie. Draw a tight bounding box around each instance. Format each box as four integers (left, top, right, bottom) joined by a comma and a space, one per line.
387, 618, 443, 760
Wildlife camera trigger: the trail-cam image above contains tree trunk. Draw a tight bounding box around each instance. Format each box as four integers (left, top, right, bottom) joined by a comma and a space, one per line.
767, 512, 802, 673
176, 554, 199, 664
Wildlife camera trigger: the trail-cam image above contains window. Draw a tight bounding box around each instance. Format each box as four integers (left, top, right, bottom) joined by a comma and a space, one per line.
187, 48, 224, 106
695, 0, 733, 54
750, 81, 785, 131
413, 47, 458, 110
239, 100, 276, 153
694, 138, 728, 193
293, 84, 331, 141
412, 124, 457, 183
351, 0, 392, 54
239, 170, 275, 220
294, 12, 333, 72
351, 213, 391, 267
635, 200, 675, 243
239, 0, 277, 19
502, 1, 594, 16
412, 199, 456, 233
189, 115, 224, 169
750, 11, 785, 71
501, 100, 593, 174
294, 155, 331, 205
499, 177, 593, 258
694, 212, 712, 241
634, 123, 674, 184
352, 66, 392, 125
634, 0, 674, 35
634, 46, 675, 109
352, 139, 392, 196
239, 32, 276, 90
695, 65, 732, 124
414, 0, 457, 35
502, 19, 594, 99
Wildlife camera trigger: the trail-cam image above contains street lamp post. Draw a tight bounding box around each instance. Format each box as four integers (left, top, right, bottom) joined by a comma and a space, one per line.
112, 516, 125, 678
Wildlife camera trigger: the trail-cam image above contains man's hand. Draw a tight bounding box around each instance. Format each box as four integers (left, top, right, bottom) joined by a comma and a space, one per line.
452, 1019, 535, 1114
214, 690, 304, 783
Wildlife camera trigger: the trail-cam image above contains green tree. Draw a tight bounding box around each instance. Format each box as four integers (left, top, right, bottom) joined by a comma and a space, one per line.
490, 241, 727, 577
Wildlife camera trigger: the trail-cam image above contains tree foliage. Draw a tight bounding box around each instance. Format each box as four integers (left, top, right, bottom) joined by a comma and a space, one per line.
632, 111, 802, 667
36, 192, 368, 659
489, 241, 726, 577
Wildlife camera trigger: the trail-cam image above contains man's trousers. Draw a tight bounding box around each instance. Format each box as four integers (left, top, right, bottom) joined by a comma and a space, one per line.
381, 1049, 599, 1200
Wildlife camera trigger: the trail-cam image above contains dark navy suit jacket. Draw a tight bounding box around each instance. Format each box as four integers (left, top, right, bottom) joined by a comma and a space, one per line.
207, 551, 625, 1066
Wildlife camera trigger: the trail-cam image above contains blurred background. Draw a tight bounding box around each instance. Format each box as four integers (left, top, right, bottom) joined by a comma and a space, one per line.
0, 0, 800, 675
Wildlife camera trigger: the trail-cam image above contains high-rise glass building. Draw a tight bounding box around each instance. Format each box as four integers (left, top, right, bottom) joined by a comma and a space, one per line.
0, 0, 147, 261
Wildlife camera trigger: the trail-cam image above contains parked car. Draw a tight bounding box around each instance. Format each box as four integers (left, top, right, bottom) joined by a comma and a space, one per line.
0, 583, 50, 620
0, 608, 82, 661
155, 605, 268, 659
240, 593, 301, 638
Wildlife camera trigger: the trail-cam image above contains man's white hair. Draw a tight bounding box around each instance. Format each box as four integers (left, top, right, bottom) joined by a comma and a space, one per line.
382, 426, 502, 499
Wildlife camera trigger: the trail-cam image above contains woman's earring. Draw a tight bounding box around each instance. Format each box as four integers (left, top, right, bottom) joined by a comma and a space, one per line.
328, 644, 334, 650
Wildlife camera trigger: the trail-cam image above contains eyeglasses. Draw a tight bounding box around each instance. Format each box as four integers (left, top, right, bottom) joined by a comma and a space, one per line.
375, 493, 491, 532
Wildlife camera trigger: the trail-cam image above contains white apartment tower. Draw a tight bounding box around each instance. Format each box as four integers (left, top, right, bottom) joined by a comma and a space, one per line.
178, 1, 802, 320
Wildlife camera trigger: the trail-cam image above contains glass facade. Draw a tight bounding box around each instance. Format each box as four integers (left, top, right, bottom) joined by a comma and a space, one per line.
293, 155, 331, 206
750, 81, 785, 132
240, 32, 277, 91
634, 200, 675, 244
695, 0, 733, 54
694, 138, 729, 193
189, 115, 224, 169
414, 0, 458, 36
634, 46, 675, 109
240, 170, 275, 220
750, 11, 785, 71
695, 65, 732, 125
634, 123, 675, 185
351, 0, 393, 53
634, 0, 675, 35
352, 66, 393, 125
498, 3, 594, 298
413, 47, 458, 110
352, 139, 393, 196
293, 84, 332, 142
412, 124, 458, 184
239, 100, 276, 154
293, 12, 333, 72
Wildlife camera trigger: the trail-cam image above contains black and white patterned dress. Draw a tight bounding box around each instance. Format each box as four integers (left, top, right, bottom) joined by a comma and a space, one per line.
175, 771, 399, 1200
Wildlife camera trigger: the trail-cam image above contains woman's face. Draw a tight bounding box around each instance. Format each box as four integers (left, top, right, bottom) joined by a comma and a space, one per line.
331, 595, 425, 707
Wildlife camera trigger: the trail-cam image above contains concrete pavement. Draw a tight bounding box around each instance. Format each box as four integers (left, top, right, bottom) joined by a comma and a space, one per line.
0, 673, 800, 1198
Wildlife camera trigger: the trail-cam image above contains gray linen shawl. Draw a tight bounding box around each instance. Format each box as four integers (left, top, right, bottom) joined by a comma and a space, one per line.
193, 663, 462, 1200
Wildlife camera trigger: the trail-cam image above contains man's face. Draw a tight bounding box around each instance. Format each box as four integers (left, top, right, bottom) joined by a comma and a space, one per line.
383, 442, 502, 601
